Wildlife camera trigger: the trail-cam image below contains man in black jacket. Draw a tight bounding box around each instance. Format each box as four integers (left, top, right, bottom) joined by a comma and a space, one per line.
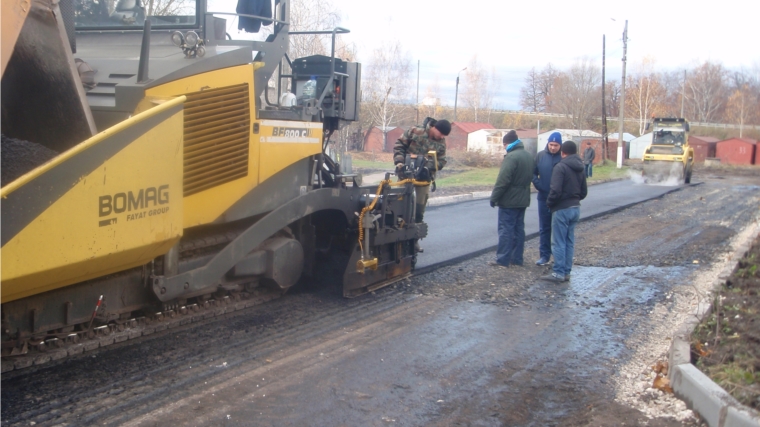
489, 130, 535, 267
541, 141, 587, 283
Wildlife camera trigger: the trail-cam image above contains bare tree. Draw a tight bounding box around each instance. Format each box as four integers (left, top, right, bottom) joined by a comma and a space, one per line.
145, 0, 194, 16
458, 55, 499, 123
519, 64, 558, 113
420, 77, 443, 119
289, 0, 341, 58
520, 67, 543, 112
363, 40, 413, 151
626, 57, 666, 135
725, 86, 751, 137
604, 80, 621, 119
685, 60, 728, 123
550, 57, 601, 131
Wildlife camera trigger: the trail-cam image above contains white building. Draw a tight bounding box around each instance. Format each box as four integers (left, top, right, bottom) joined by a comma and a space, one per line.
467, 129, 510, 156
608, 132, 636, 143
629, 133, 653, 159
537, 129, 602, 152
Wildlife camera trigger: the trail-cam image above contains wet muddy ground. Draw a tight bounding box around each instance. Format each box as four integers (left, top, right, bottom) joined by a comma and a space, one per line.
2, 172, 759, 426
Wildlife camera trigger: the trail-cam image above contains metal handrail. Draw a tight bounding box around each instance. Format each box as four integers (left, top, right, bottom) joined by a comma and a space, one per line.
204, 11, 288, 25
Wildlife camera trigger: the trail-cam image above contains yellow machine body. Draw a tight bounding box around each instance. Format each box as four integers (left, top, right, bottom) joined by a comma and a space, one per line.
141, 64, 323, 227
1, 97, 186, 303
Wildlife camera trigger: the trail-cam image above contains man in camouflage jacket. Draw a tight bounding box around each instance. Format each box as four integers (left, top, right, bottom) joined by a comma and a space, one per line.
393, 118, 451, 224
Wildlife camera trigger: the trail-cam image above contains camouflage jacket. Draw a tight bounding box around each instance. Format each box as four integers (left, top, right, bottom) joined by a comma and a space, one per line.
392, 123, 447, 178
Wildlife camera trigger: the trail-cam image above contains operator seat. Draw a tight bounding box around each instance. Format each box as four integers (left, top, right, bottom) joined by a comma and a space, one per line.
110, 0, 145, 25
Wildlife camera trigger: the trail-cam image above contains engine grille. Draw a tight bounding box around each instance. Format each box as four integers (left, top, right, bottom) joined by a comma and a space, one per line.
182, 83, 250, 197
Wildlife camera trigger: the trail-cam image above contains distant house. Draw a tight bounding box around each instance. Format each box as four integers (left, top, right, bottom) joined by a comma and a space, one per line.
716, 138, 757, 165
363, 126, 404, 152
537, 129, 602, 152
688, 136, 719, 163
467, 128, 539, 156
447, 122, 495, 151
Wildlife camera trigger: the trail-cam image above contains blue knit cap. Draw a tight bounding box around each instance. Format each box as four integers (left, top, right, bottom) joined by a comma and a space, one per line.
548, 132, 562, 143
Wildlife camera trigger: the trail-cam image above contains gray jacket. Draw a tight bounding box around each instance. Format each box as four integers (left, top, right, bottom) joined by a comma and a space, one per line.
582, 147, 596, 165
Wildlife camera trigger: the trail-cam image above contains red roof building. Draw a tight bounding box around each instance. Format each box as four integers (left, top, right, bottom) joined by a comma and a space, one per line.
515, 128, 538, 140
447, 122, 495, 151
363, 126, 404, 152
716, 138, 757, 165
688, 136, 719, 163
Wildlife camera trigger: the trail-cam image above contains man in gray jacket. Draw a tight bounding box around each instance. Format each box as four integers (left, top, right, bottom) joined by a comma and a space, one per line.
489, 130, 535, 267
582, 141, 596, 177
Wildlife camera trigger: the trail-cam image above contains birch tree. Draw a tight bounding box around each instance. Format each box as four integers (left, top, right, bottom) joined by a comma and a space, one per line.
626, 57, 665, 135
363, 40, 413, 150
459, 55, 497, 123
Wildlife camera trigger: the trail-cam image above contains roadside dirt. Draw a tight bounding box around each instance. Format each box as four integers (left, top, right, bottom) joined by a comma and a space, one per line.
692, 233, 760, 410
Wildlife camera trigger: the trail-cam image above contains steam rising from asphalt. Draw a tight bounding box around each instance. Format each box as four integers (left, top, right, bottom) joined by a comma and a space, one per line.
629, 162, 682, 186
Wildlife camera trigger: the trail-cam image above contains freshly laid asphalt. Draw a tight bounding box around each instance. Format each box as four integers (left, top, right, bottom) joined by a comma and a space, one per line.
416, 180, 684, 271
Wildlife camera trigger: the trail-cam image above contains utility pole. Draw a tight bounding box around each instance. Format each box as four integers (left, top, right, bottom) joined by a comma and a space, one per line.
602, 34, 608, 161
454, 67, 466, 122
416, 60, 420, 123
616, 20, 628, 169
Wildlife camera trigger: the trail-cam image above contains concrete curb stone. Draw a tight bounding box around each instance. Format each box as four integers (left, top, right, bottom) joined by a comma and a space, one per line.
668, 225, 760, 427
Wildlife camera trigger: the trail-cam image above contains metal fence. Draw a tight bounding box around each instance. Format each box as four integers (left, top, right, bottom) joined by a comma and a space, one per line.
502, 110, 760, 131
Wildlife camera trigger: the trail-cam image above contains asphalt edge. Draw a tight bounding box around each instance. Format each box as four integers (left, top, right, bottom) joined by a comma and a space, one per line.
426, 177, 628, 208
414, 181, 694, 276
668, 220, 760, 427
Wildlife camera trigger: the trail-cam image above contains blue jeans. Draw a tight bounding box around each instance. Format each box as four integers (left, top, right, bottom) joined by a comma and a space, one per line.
551, 206, 580, 276
537, 197, 552, 260
496, 207, 526, 266
584, 163, 593, 178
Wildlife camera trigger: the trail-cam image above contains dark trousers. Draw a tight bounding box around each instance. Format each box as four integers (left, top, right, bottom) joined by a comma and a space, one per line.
496, 207, 526, 266
537, 197, 552, 260
584, 163, 593, 178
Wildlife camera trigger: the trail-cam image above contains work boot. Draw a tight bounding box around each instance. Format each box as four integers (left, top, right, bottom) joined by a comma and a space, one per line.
540, 273, 564, 283
535, 257, 551, 266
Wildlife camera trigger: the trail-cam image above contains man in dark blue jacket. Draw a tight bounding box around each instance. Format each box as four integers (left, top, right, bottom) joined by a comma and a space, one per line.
532, 132, 563, 265
541, 141, 588, 283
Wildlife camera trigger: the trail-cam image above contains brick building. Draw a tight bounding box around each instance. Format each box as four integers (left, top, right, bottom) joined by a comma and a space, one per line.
363, 126, 404, 152
447, 122, 495, 151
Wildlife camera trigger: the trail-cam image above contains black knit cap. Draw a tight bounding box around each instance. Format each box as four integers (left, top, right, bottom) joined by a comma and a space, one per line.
434, 119, 451, 136
503, 130, 518, 145
561, 140, 577, 155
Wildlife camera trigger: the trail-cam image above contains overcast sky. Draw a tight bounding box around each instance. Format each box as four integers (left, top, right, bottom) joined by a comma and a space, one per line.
214, 0, 759, 111
330, 0, 759, 110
